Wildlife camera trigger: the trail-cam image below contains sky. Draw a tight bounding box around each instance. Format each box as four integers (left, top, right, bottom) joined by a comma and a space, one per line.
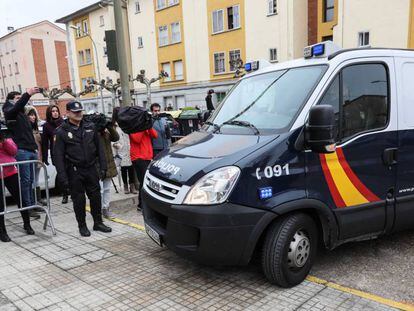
0, 0, 98, 37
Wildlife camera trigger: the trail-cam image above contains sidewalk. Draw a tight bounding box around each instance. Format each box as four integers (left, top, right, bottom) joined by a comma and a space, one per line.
0, 189, 402, 310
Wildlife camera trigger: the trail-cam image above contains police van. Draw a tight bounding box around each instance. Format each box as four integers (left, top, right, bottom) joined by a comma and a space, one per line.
142, 41, 414, 287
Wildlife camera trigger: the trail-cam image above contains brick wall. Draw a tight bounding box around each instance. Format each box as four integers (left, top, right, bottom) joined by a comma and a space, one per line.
54, 41, 71, 89
308, 0, 318, 45
31, 39, 49, 89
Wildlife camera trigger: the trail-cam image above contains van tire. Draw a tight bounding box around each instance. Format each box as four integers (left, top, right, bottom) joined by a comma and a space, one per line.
262, 213, 318, 287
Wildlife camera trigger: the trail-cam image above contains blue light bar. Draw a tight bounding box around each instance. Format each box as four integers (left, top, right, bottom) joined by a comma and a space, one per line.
245, 63, 252, 72
258, 187, 273, 200
312, 44, 325, 57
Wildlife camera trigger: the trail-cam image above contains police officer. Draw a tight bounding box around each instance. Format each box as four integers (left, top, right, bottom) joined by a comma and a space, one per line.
53, 101, 112, 237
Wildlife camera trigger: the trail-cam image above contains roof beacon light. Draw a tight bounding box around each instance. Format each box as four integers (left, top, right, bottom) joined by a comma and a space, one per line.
303, 41, 341, 59
244, 59, 272, 74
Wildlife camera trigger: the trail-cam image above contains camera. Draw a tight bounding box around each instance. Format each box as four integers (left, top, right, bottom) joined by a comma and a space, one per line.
84, 113, 112, 132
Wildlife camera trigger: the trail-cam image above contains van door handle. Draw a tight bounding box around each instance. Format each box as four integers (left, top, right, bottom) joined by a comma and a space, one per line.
382, 148, 398, 166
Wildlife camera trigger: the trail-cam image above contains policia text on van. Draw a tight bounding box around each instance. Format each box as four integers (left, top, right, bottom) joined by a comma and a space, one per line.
142, 42, 414, 287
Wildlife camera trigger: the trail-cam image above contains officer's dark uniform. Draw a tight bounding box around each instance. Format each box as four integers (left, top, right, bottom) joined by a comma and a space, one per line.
53, 101, 111, 236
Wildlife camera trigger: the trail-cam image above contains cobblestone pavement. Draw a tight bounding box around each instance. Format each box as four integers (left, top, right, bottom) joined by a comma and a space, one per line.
0, 191, 408, 311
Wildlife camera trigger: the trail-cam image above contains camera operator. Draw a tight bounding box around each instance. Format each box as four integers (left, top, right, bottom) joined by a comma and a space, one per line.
53, 102, 112, 237
3, 88, 41, 219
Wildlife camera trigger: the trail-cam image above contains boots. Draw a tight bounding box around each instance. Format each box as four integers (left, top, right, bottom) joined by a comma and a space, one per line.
35, 187, 47, 207
62, 195, 68, 204
79, 224, 91, 237
93, 222, 112, 233
23, 223, 35, 235
124, 184, 130, 194
0, 221, 11, 242
130, 184, 138, 194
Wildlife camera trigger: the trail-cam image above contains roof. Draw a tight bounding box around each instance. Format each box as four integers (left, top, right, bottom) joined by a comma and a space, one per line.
55, 1, 109, 24
0, 20, 65, 41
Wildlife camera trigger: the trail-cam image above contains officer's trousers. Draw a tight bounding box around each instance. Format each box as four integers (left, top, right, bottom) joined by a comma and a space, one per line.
67, 165, 102, 227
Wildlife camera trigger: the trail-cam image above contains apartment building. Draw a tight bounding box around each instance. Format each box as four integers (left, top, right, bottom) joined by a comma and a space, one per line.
56, 1, 129, 113
128, 0, 308, 109
309, 0, 414, 49
0, 21, 70, 104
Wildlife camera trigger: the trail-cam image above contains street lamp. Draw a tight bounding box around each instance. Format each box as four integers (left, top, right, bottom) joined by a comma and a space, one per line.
70, 25, 105, 114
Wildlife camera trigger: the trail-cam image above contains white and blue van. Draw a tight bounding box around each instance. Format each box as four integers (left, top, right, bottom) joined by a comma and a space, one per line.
142, 42, 414, 287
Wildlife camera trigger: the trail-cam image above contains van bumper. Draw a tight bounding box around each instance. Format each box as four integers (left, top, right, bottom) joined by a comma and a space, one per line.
142, 189, 276, 266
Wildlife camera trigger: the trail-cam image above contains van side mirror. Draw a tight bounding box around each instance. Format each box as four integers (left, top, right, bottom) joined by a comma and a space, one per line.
306, 105, 336, 154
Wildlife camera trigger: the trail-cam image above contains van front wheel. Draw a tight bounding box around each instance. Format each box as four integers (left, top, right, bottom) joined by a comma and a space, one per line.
262, 213, 318, 287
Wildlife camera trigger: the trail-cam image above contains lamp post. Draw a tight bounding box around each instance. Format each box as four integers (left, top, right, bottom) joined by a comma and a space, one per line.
70, 25, 105, 114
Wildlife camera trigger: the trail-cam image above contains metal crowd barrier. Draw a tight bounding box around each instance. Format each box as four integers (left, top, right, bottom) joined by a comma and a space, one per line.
0, 160, 56, 235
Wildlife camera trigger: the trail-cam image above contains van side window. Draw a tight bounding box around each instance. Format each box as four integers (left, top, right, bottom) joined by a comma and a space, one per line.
341, 64, 388, 139
318, 63, 389, 141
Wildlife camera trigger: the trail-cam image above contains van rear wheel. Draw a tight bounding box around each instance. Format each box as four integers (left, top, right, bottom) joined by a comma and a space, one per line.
262, 213, 318, 287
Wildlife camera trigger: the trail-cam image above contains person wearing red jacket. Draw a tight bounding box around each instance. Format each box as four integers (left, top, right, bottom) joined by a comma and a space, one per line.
130, 128, 157, 211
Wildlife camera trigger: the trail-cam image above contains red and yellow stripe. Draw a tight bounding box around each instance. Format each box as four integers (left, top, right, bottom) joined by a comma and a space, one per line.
320, 148, 380, 208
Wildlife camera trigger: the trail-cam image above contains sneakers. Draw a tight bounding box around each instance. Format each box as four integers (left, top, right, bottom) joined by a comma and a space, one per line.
93, 223, 112, 233
23, 224, 35, 235
102, 208, 115, 219
79, 225, 91, 237
124, 185, 130, 194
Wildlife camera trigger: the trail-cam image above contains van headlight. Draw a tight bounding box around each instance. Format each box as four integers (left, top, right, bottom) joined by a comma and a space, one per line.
183, 166, 241, 205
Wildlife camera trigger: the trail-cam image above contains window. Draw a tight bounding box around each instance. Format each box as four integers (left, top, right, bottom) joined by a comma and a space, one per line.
85, 49, 92, 64
171, 22, 181, 44
323, 0, 334, 22
1, 89, 4, 98
75, 22, 82, 37
81, 78, 89, 90
138, 36, 143, 48
318, 63, 388, 141
14, 62, 19, 74
82, 20, 89, 35
227, 5, 240, 30
99, 15, 105, 27
216, 92, 226, 103
10, 40, 15, 52
268, 0, 277, 15
214, 52, 226, 74
176, 95, 185, 109
18, 84, 22, 93
2, 66, 5, 77
162, 62, 171, 81
322, 35, 333, 41
157, 0, 166, 10
229, 50, 241, 72
168, 0, 179, 5
158, 25, 169, 46
8, 64, 12, 76
135, 1, 141, 13
78, 50, 85, 65
270, 48, 278, 62
5, 43, 8, 54
174, 60, 183, 80
212, 10, 224, 33
358, 32, 370, 47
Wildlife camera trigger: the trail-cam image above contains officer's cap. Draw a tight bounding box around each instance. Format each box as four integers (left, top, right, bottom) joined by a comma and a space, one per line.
66, 101, 84, 112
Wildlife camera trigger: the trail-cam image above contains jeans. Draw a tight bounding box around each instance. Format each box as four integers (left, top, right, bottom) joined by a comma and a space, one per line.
121, 166, 135, 185
100, 178, 112, 210
132, 159, 150, 208
15, 149, 38, 208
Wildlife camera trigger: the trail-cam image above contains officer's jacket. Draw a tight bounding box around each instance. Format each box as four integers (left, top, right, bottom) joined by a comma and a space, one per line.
53, 119, 107, 184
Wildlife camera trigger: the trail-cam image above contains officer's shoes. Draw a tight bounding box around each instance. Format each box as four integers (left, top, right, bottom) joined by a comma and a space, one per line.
93, 223, 112, 233
79, 225, 91, 237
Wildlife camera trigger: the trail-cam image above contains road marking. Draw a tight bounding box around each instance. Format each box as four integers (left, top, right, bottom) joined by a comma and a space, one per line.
307, 276, 414, 311
87, 206, 414, 311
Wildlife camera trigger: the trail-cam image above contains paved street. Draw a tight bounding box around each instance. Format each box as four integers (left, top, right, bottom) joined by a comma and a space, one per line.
0, 191, 412, 311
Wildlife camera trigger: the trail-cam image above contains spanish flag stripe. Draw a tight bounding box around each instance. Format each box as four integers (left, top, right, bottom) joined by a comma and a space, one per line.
319, 154, 346, 208
335, 148, 381, 202
324, 152, 369, 206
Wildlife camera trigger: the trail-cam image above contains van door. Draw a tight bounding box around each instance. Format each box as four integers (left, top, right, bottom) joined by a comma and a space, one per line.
394, 57, 414, 232
306, 59, 397, 240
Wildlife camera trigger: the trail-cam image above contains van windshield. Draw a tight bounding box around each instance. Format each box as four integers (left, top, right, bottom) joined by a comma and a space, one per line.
211, 65, 327, 134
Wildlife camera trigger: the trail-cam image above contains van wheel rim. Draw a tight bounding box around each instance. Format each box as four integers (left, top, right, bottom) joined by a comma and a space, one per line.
287, 230, 310, 268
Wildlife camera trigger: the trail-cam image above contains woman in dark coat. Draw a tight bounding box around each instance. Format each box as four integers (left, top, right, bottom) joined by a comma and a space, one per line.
41, 105, 68, 204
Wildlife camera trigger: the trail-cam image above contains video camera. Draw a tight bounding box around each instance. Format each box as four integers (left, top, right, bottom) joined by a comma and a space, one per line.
83, 113, 112, 132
